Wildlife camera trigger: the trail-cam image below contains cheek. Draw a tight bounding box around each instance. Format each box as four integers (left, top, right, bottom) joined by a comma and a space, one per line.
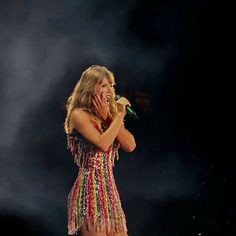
94, 85, 100, 92
94, 87, 103, 96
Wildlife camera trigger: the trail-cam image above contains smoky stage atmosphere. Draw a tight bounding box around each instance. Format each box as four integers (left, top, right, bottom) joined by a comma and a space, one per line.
0, 1, 233, 236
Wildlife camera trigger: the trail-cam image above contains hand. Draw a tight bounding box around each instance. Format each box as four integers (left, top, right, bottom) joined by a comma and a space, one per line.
92, 92, 109, 120
116, 97, 131, 117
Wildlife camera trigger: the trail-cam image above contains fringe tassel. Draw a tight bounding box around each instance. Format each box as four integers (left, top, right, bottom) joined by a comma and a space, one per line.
67, 133, 120, 168
68, 216, 127, 235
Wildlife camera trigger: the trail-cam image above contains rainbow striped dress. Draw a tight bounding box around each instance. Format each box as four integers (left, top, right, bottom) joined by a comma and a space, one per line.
66, 117, 127, 235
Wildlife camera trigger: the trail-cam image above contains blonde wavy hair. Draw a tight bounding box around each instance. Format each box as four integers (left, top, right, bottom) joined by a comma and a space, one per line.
64, 65, 118, 134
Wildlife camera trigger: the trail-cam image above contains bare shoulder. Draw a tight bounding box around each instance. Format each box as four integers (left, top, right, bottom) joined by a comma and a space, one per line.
71, 108, 90, 124
71, 107, 88, 117
69, 108, 101, 147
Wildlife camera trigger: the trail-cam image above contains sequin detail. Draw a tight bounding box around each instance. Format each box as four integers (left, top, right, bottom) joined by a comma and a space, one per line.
66, 118, 126, 235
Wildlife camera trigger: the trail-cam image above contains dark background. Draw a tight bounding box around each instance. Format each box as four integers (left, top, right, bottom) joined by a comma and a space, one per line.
0, 1, 234, 236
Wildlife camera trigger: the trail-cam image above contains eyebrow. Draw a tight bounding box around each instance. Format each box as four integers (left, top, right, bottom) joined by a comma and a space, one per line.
102, 82, 115, 86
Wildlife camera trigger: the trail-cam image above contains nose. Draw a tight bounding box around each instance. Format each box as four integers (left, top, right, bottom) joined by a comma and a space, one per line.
107, 86, 112, 93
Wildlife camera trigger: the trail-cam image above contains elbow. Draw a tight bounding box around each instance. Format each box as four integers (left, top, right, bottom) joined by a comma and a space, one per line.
124, 142, 136, 152
99, 146, 109, 152
97, 141, 110, 153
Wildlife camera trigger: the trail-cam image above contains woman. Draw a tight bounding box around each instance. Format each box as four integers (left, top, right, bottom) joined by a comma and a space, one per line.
64, 65, 136, 236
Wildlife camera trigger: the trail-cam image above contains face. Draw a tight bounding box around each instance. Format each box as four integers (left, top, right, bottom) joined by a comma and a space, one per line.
94, 77, 115, 102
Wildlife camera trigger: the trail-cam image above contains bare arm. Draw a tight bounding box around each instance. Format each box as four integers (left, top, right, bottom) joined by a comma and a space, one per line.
89, 93, 135, 152
71, 108, 125, 152
116, 123, 136, 152
104, 119, 136, 152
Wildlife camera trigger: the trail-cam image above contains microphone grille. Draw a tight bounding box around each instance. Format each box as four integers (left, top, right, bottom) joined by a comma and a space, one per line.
115, 94, 122, 101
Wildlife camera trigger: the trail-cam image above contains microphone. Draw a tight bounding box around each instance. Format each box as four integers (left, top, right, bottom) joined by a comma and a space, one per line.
115, 94, 139, 120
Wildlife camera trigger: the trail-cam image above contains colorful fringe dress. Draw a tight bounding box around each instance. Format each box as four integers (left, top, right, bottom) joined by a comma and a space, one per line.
66, 116, 127, 235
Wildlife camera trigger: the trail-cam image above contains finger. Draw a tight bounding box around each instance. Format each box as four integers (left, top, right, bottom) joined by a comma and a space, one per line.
96, 92, 103, 102
97, 92, 108, 106
100, 92, 108, 105
123, 97, 131, 106
120, 97, 131, 107
101, 92, 108, 105
117, 101, 130, 107
101, 92, 106, 102
94, 93, 102, 106
92, 99, 99, 110
117, 103, 126, 114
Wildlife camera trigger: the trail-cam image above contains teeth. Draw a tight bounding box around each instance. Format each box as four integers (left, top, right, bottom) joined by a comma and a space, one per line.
106, 95, 111, 101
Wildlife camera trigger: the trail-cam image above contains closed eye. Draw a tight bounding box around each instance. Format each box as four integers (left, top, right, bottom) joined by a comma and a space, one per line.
102, 83, 115, 88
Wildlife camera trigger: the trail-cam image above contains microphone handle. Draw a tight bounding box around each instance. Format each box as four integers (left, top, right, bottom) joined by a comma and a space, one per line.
126, 106, 139, 120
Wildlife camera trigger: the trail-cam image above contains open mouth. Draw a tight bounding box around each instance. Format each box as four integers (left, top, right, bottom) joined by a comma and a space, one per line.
106, 95, 111, 101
